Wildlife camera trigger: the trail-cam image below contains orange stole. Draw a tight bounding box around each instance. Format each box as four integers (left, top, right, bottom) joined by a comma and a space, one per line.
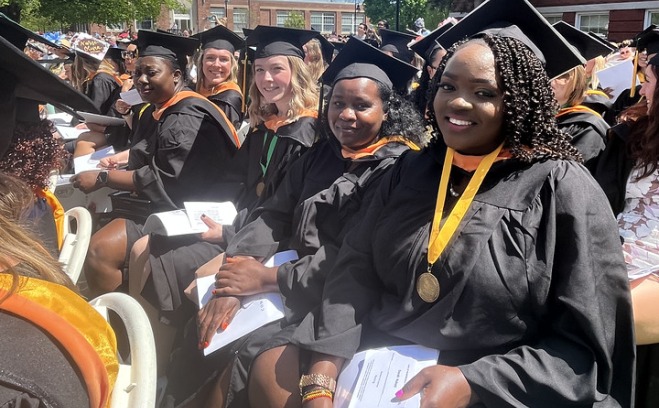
0, 275, 118, 408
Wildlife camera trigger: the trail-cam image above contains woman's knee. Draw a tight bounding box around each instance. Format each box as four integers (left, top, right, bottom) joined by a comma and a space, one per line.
87, 219, 129, 266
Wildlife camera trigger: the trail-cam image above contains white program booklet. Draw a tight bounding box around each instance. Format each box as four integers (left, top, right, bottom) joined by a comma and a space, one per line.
596, 59, 634, 100
73, 146, 115, 174
196, 250, 299, 356
334, 345, 440, 408
120, 88, 144, 106
142, 202, 238, 236
56, 125, 87, 140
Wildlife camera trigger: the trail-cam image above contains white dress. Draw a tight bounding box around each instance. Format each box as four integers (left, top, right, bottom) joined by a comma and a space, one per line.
617, 166, 659, 279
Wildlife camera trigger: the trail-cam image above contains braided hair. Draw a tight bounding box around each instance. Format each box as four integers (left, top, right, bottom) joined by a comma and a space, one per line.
427, 35, 582, 163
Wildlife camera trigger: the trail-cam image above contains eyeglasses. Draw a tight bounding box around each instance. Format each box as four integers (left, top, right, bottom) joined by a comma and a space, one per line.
121, 51, 137, 59
377, 23, 385, 27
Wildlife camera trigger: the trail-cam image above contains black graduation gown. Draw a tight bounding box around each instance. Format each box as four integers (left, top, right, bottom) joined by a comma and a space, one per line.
164, 136, 415, 408
127, 103, 158, 171
593, 122, 634, 217
556, 108, 608, 172
142, 113, 317, 324
132, 94, 242, 211
84, 72, 122, 116
208, 88, 243, 130
294, 142, 635, 407
603, 85, 642, 126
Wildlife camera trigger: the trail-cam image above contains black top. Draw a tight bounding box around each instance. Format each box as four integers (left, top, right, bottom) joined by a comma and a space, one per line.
208, 88, 244, 129
594, 122, 635, 216
294, 141, 634, 407
556, 108, 608, 172
83, 72, 122, 116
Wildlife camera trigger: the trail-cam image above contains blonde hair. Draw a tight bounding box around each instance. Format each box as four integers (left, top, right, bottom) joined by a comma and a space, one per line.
0, 173, 76, 303
71, 53, 101, 91
557, 65, 588, 107
588, 56, 607, 90
304, 38, 325, 82
247, 56, 319, 127
195, 48, 239, 93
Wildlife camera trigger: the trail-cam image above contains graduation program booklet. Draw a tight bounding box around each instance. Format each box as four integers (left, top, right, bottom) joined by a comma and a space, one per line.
142, 201, 237, 236
196, 250, 299, 356
334, 345, 440, 408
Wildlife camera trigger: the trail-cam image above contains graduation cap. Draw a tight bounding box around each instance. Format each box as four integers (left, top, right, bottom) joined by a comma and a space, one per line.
635, 25, 659, 55
409, 22, 454, 63
71, 33, 109, 61
588, 32, 616, 52
379, 28, 416, 63
0, 35, 98, 153
436, 0, 585, 78
321, 37, 418, 92
245, 25, 320, 59
242, 28, 253, 39
0, 12, 60, 50
194, 25, 245, 54
104, 46, 124, 61
137, 29, 199, 70
314, 34, 335, 63
552, 21, 613, 60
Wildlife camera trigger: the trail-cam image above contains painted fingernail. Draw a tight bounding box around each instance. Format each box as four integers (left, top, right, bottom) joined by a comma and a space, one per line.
201, 213, 207, 218
211, 289, 217, 295
395, 389, 404, 399
203, 341, 209, 349
220, 321, 229, 331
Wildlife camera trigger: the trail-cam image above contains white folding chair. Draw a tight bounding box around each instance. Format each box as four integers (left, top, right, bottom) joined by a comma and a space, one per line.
89, 292, 157, 408
57, 206, 92, 284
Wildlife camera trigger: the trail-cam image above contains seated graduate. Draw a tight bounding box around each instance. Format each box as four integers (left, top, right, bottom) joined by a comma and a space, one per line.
161, 37, 425, 408
550, 22, 611, 172
70, 29, 243, 297
293, 1, 635, 407
193, 25, 246, 129
595, 53, 659, 407
0, 172, 118, 408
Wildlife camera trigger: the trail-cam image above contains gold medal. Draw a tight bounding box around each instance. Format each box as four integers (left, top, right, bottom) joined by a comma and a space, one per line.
256, 181, 265, 197
416, 272, 440, 303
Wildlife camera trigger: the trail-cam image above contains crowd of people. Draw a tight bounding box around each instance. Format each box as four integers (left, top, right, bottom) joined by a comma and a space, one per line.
2, 0, 659, 406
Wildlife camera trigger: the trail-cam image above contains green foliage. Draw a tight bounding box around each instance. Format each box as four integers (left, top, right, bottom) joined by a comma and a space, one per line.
422, 1, 450, 29
284, 11, 305, 29
363, 0, 428, 31
3, 0, 182, 27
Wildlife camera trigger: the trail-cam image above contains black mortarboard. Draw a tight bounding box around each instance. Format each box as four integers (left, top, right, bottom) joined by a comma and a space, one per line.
104, 47, 124, 61
194, 25, 245, 54
321, 37, 418, 92
552, 21, 613, 60
588, 32, 616, 52
138, 30, 199, 60
437, 0, 585, 78
314, 34, 335, 64
409, 22, 454, 63
246, 25, 321, 59
379, 28, 416, 63
649, 53, 659, 66
0, 12, 60, 50
329, 39, 346, 57
242, 28, 253, 39
635, 25, 659, 55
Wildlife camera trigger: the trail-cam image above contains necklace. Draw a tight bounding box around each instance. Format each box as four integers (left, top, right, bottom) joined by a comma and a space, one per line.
448, 181, 460, 197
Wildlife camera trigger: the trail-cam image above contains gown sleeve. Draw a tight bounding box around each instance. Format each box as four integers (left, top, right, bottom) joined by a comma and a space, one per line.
458, 162, 634, 407
87, 74, 120, 116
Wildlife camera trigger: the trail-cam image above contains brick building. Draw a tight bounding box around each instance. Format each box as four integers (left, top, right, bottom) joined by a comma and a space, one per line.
450, 0, 659, 41
135, 0, 370, 37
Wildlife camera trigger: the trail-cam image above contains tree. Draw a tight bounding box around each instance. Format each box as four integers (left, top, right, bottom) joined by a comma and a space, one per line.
363, 0, 428, 32
1, 0, 182, 28
284, 11, 305, 29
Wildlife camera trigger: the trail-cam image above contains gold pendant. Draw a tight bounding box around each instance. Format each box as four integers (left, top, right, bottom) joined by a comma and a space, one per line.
256, 181, 265, 197
416, 272, 440, 303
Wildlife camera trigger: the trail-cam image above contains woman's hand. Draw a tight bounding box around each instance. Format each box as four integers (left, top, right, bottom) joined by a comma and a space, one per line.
199, 214, 224, 243
214, 257, 278, 296
98, 151, 129, 169
396, 365, 474, 408
115, 99, 131, 115
197, 295, 240, 348
83, 122, 107, 134
70, 171, 101, 193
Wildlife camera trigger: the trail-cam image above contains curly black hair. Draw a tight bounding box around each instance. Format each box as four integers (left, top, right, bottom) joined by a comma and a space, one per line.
426, 35, 582, 163
0, 119, 69, 190
322, 80, 427, 146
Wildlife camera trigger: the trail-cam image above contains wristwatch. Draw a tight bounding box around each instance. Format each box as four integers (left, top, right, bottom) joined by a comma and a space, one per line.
299, 373, 336, 395
96, 171, 109, 186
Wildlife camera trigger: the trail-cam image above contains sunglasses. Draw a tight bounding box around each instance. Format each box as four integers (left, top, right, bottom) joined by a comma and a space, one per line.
121, 51, 137, 59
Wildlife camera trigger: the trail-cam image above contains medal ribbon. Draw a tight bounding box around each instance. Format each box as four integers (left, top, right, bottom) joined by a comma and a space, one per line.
260, 131, 278, 176
427, 144, 503, 267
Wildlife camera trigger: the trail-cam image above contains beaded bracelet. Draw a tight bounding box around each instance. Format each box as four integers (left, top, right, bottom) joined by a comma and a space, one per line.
301, 388, 333, 403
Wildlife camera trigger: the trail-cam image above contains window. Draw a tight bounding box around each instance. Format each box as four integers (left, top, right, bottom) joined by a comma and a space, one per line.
576, 13, 609, 36
136, 19, 153, 30
542, 14, 562, 25
276, 11, 289, 27
311, 12, 335, 34
341, 13, 364, 35
233, 9, 248, 33
647, 10, 659, 27
210, 7, 226, 20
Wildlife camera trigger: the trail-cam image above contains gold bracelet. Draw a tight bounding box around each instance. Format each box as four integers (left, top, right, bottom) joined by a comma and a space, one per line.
299, 373, 337, 395
301, 388, 333, 403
